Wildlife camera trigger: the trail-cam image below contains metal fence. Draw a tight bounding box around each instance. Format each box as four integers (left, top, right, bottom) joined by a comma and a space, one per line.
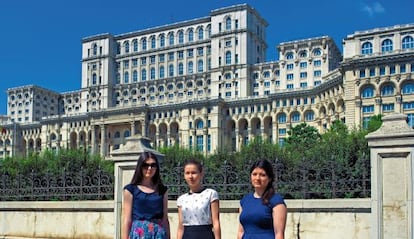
162, 157, 371, 200
0, 157, 370, 201
0, 168, 114, 201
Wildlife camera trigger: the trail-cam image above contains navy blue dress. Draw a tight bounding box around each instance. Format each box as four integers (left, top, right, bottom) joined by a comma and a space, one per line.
124, 184, 167, 239
239, 193, 285, 239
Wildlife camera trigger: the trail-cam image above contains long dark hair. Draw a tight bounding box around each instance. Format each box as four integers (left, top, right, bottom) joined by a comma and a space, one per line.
250, 159, 275, 205
130, 152, 167, 194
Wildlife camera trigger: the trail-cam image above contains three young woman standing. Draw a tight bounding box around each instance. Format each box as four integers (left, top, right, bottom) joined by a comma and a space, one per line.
122, 153, 286, 239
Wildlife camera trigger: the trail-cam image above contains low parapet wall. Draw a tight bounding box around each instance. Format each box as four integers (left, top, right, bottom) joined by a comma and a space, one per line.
0, 199, 371, 239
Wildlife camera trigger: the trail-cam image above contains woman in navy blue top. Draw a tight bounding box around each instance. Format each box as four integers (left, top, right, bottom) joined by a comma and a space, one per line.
122, 152, 170, 239
238, 159, 287, 239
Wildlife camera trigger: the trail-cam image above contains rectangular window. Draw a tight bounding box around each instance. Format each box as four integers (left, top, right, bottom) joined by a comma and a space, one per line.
168, 52, 174, 61
196, 135, 203, 151
278, 128, 286, 135
300, 72, 307, 79
380, 66, 386, 75
287, 74, 294, 80
382, 103, 394, 112
300, 82, 307, 88
369, 68, 375, 77
362, 105, 374, 113
287, 84, 294, 89
314, 60, 321, 67
314, 70, 321, 77
299, 62, 307, 68
360, 69, 366, 78
400, 64, 406, 73
390, 65, 396, 74
187, 49, 194, 57
159, 54, 165, 62
178, 51, 184, 59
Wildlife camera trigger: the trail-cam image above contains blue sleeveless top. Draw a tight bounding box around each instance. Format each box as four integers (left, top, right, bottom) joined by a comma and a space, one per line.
124, 184, 166, 220
239, 193, 285, 238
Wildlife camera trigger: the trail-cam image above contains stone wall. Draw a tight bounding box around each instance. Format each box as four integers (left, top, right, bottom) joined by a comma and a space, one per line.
0, 199, 370, 239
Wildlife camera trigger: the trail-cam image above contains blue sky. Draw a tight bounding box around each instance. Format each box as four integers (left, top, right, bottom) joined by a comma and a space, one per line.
0, 0, 413, 115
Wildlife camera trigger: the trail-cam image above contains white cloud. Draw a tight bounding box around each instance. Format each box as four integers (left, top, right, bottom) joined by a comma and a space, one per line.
361, 2, 385, 17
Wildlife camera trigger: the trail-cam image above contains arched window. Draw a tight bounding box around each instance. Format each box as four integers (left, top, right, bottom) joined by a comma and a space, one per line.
168, 32, 174, 46
150, 67, 155, 80
285, 52, 294, 60
361, 42, 373, 55
169, 64, 174, 77
178, 31, 184, 44
141, 69, 147, 81
299, 50, 307, 58
124, 41, 129, 53
141, 38, 147, 51
93, 44, 97, 55
114, 131, 121, 138
188, 61, 193, 74
291, 112, 300, 122
402, 82, 414, 94
196, 120, 204, 129
402, 36, 414, 49
158, 86, 164, 92
278, 113, 287, 123
188, 29, 194, 42
381, 84, 394, 96
225, 17, 231, 30
124, 130, 130, 138
197, 60, 204, 72
361, 86, 374, 98
178, 63, 184, 75
159, 66, 165, 78
92, 73, 97, 85
132, 39, 138, 52
198, 27, 204, 40
124, 71, 129, 84
381, 39, 393, 53
312, 48, 321, 56
305, 111, 314, 121
133, 70, 138, 82
150, 36, 156, 49
159, 34, 165, 47
225, 51, 231, 65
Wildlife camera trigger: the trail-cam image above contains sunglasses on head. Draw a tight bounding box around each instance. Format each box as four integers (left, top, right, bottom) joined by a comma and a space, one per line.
142, 163, 158, 169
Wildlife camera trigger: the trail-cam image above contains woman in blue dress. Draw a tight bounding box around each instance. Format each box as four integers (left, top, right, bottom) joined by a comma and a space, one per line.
122, 152, 170, 239
237, 159, 287, 239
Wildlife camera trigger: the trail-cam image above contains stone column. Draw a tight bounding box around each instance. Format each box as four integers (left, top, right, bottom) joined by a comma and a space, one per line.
366, 114, 414, 239
100, 125, 106, 156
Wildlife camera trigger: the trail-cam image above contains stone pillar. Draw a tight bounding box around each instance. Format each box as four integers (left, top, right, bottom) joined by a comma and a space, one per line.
100, 125, 106, 156
366, 114, 414, 239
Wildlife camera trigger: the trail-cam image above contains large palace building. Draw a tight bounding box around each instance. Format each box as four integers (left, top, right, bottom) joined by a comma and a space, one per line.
1, 4, 413, 158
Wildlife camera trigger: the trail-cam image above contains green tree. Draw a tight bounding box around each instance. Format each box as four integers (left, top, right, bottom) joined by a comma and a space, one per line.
367, 114, 383, 133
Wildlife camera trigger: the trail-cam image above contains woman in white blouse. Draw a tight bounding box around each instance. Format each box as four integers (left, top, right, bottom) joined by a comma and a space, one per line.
176, 159, 221, 239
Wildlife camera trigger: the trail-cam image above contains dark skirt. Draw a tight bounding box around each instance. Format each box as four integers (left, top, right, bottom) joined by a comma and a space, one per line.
183, 224, 214, 239
130, 219, 166, 239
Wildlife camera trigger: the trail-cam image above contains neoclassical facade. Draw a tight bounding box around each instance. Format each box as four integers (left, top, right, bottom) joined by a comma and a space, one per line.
1, 4, 413, 159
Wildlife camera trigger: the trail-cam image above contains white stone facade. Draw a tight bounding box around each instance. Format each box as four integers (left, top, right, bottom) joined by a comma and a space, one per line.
1, 4, 414, 158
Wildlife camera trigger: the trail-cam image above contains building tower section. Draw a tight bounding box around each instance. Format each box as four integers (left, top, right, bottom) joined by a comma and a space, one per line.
342, 23, 414, 128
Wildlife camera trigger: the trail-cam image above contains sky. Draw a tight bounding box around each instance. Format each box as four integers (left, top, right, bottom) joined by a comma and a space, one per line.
0, 0, 413, 115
